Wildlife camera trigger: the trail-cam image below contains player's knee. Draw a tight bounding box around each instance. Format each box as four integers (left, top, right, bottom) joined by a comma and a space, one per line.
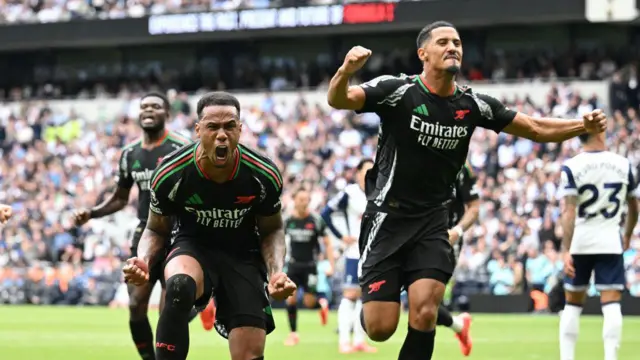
302, 294, 316, 308
342, 288, 360, 301
366, 321, 397, 342
285, 295, 297, 306
410, 302, 438, 331
164, 274, 197, 312
363, 305, 399, 342
127, 285, 150, 320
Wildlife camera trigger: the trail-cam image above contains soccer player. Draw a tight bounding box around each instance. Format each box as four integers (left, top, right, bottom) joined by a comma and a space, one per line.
0, 204, 12, 223
326, 21, 607, 360
283, 187, 335, 346
73, 93, 192, 360
321, 158, 378, 354
558, 131, 638, 360
437, 160, 479, 356
123, 91, 296, 360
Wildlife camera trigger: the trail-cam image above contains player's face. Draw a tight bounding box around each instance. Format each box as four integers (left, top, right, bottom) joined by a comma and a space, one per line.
294, 191, 310, 213
420, 27, 462, 75
195, 105, 242, 168
356, 162, 373, 191
139, 96, 167, 131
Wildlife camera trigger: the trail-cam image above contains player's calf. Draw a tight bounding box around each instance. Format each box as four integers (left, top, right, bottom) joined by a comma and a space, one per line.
600, 290, 623, 360
127, 283, 156, 360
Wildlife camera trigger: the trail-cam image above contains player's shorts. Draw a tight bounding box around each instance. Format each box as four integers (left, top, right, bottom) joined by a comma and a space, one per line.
564, 254, 626, 292
164, 239, 275, 339
358, 210, 455, 303
286, 262, 318, 294
130, 221, 165, 287
343, 257, 360, 289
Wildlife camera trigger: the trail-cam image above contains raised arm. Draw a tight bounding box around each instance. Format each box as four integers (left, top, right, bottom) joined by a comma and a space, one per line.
327, 46, 371, 110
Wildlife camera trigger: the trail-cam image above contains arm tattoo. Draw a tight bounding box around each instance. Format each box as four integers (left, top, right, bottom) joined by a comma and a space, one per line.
91, 187, 130, 218
561, 196, 577, 252
137, 212, 172, 266
259, 214, 286, 276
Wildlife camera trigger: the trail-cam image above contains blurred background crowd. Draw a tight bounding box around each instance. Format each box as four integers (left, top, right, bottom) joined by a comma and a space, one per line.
1, 0, 640, 312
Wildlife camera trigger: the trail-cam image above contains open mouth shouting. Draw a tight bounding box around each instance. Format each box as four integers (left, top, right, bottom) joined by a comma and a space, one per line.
214, 145, 229, 165
140, 114, 157, 126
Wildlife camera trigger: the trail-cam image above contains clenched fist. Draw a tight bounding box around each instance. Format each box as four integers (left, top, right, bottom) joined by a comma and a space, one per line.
341, 46, 372, 75
0, 204, 12, 224
123, 257, 150, 286
582, 109, 607, 134
72, 208, 92, 226
267, 272, 297, 301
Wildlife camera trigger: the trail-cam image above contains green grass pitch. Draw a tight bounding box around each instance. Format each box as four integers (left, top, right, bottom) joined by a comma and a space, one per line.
0, 306, 638, 359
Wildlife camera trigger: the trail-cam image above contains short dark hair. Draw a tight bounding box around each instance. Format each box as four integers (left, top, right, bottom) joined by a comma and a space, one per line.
196, 92, 241, 120
578, 133, 592, 143
293, 187, 308, 198
356, 158, 374, 171
416, 21, 456, 48
141, 92, 170, 110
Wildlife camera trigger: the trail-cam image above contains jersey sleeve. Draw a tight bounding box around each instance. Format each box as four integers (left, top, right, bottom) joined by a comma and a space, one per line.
558, 164, 578, 199
356, 75, 409, 114
321, 190, 348, 239
255, 160, 284, 217
148, 163, 179, 216
460, 164, 480, 203
117, 149, 134, 189
474, 93, 518, 133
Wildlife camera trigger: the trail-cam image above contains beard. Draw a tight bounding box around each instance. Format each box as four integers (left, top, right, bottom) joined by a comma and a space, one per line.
445, 65, 460, 75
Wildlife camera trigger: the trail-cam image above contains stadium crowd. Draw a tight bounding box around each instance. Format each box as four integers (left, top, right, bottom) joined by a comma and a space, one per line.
1, 78, 640, 308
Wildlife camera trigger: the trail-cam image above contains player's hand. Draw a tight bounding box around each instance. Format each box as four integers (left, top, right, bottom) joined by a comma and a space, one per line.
0, 204, 12, 224
268, 272, 297, 301
72, 208, 92, 226
123, 257, 150, 286
582, 109, 607, 134
341, 46, 372, 75
447, 229, 460, 245
623, 235, 631, 251
342, 235, 357, 245
563, 252, 575, 279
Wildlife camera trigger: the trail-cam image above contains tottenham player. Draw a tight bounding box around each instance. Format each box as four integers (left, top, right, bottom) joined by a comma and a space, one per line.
0, 204, 12, 223
438, 161, 479, 356
558, 131, 638, 360
73, 93, 192, 360
283, 188, 335, 346
321, 158, 377, 354
327, 21, 607, 360
123, 92, 296, 360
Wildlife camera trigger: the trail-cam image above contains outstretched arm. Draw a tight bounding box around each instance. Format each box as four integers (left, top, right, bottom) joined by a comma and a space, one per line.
258, 212, 286, 277
503, 113, 586, 143
503, 110, 606, 143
